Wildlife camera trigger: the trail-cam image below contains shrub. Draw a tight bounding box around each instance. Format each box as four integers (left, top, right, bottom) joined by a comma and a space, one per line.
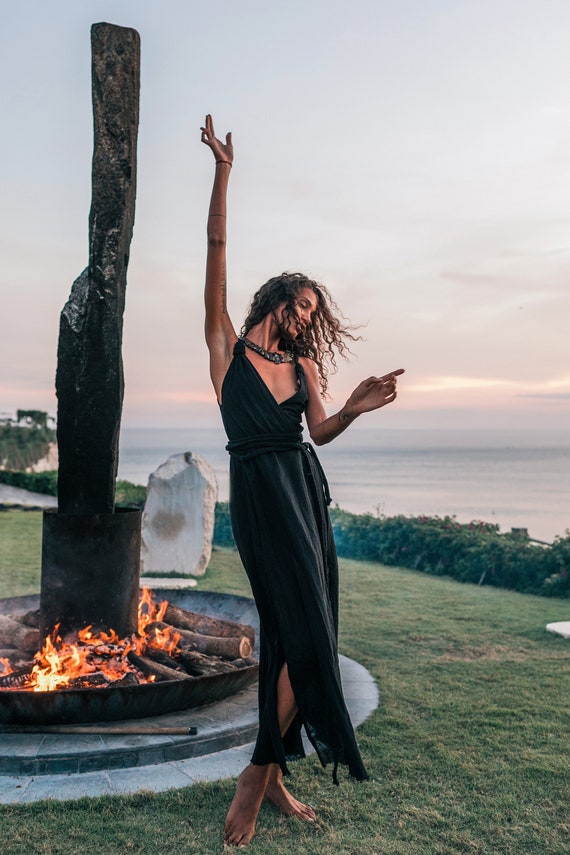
214, 501, 235, 548
212, 504, 569, 597
0, 469, 58, 496
114, 480, 146, 509
328, 509, 569, 598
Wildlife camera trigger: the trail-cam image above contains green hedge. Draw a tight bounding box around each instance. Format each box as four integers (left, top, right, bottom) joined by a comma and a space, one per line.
330, 509, 569, 598
0, 469, 58, 496
214, 501, 236, 548
212, 503, 570, 598
114, 480, 147, 509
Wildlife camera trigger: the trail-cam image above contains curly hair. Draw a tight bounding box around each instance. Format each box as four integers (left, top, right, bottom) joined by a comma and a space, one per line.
241, 272, 360, 397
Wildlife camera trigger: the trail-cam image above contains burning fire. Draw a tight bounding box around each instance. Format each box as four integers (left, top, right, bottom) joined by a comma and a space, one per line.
1, 588, 183, 692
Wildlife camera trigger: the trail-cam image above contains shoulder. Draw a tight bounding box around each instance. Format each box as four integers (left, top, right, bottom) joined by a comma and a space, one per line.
298, 356, 322, 398
298, 355, 319, 379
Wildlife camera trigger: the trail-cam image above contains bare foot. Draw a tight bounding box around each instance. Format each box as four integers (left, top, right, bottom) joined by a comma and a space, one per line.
264, 765, 317, 822
224, 764, 270, 847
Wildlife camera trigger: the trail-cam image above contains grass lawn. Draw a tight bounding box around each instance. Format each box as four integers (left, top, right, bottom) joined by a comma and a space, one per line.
0, 510, 569, 854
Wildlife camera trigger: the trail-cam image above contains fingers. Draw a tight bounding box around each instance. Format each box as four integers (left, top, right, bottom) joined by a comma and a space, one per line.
226, 131, 232, 145
373, 373, 399, 402
200, 114, 214, 144
361, 369, 404, 386
363, 373, 401, 389
380, 368, 405, 381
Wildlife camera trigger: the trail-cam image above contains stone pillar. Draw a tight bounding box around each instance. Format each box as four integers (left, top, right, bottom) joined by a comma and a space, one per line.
55, 22, 140, 515
40, 23, 141, 641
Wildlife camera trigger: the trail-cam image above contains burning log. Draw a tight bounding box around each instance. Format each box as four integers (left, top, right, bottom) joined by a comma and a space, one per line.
231, 657, 258, 669
7, 609, 40, 629
148, 646, 258, 678
60, 671, 142, 690
175, 649, 240, 677
144, 647, 187, 674
127, 651, 192, 682
146, 621, 252, 660
0, 615, 40, 654
111, 672, 140, 687
67, 672, 112, 689
0, 649, 31, 668
163, 603, 255, 647
0, 667, 33, 689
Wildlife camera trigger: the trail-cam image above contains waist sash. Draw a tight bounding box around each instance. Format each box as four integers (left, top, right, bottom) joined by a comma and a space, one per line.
226, 433, 332, 506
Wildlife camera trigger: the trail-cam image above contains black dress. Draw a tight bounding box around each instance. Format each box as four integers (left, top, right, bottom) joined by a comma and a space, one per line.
220, 338, 368, 783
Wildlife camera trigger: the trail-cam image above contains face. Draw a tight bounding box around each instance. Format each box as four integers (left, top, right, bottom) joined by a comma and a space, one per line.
276, 286, 319, 340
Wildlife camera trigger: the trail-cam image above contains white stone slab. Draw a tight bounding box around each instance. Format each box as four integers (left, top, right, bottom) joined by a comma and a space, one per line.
546, 621, 570, 639
141, 452, 217, 577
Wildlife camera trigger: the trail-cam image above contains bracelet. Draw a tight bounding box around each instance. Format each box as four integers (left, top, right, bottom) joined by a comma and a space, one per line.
216, 160, 232, 166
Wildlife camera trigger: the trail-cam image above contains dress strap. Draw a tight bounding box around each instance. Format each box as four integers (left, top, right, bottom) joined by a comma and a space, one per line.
293, 352, 305, 382
233, 338, 246, 355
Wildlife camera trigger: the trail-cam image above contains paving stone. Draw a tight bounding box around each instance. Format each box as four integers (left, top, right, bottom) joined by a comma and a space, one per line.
0, 775, 33, 804
108, 761, 196, 795
17, 771, 114, 802
176, 744, 257, 784
546, 621, 570, 639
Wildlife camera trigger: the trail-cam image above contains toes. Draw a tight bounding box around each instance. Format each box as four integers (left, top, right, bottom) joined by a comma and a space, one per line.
298, 804, 316, 821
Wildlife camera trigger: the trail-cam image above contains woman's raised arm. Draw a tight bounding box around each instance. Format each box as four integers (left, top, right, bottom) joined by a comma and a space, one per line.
201, 114, 237, 398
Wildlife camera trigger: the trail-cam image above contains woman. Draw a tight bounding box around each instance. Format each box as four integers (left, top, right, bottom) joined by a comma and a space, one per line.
201, 114, 404, 847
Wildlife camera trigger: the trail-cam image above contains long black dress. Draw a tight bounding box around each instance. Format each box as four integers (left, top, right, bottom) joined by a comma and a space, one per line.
220, 338, 368, 783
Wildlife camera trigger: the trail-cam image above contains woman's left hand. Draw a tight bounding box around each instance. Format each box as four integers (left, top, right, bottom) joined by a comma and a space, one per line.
347, 368, 405, 415
201, 114, 233, 165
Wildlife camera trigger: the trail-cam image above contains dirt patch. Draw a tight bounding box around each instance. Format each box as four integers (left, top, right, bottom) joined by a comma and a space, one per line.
439, 643, 566, 662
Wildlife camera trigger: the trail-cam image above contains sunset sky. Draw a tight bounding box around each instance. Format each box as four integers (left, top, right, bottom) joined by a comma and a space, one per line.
1, 0, 568, 431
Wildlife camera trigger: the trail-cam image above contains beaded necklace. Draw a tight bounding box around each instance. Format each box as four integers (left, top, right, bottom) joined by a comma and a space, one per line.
240, 336, 294, 364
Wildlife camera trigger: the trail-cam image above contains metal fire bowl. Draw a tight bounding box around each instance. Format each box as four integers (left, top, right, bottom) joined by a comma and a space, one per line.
0, 589, 260, 726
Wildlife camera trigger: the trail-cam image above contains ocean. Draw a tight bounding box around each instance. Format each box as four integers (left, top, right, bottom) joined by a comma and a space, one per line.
118, 427, 570, 543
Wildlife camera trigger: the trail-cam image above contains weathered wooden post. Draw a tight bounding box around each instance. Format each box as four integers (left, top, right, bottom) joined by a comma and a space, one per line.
40, 23, 141, 640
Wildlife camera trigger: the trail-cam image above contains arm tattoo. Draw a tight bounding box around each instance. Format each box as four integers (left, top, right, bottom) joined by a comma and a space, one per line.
338, 409, 353, 423
220, 262, 227, 314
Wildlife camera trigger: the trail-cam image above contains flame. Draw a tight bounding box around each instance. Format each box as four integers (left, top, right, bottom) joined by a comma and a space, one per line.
3, 588, 183, 693
136, 587, 181, 655
0, 657, 12, 677
27, 624, 141, 692
150, 624, 182, 657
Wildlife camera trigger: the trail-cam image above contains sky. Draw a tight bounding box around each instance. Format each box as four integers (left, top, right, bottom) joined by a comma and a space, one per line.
1, 0, 569, 431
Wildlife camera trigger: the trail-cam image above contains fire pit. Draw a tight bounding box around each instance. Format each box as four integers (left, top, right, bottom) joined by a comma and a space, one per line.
0, 589, 259, 727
